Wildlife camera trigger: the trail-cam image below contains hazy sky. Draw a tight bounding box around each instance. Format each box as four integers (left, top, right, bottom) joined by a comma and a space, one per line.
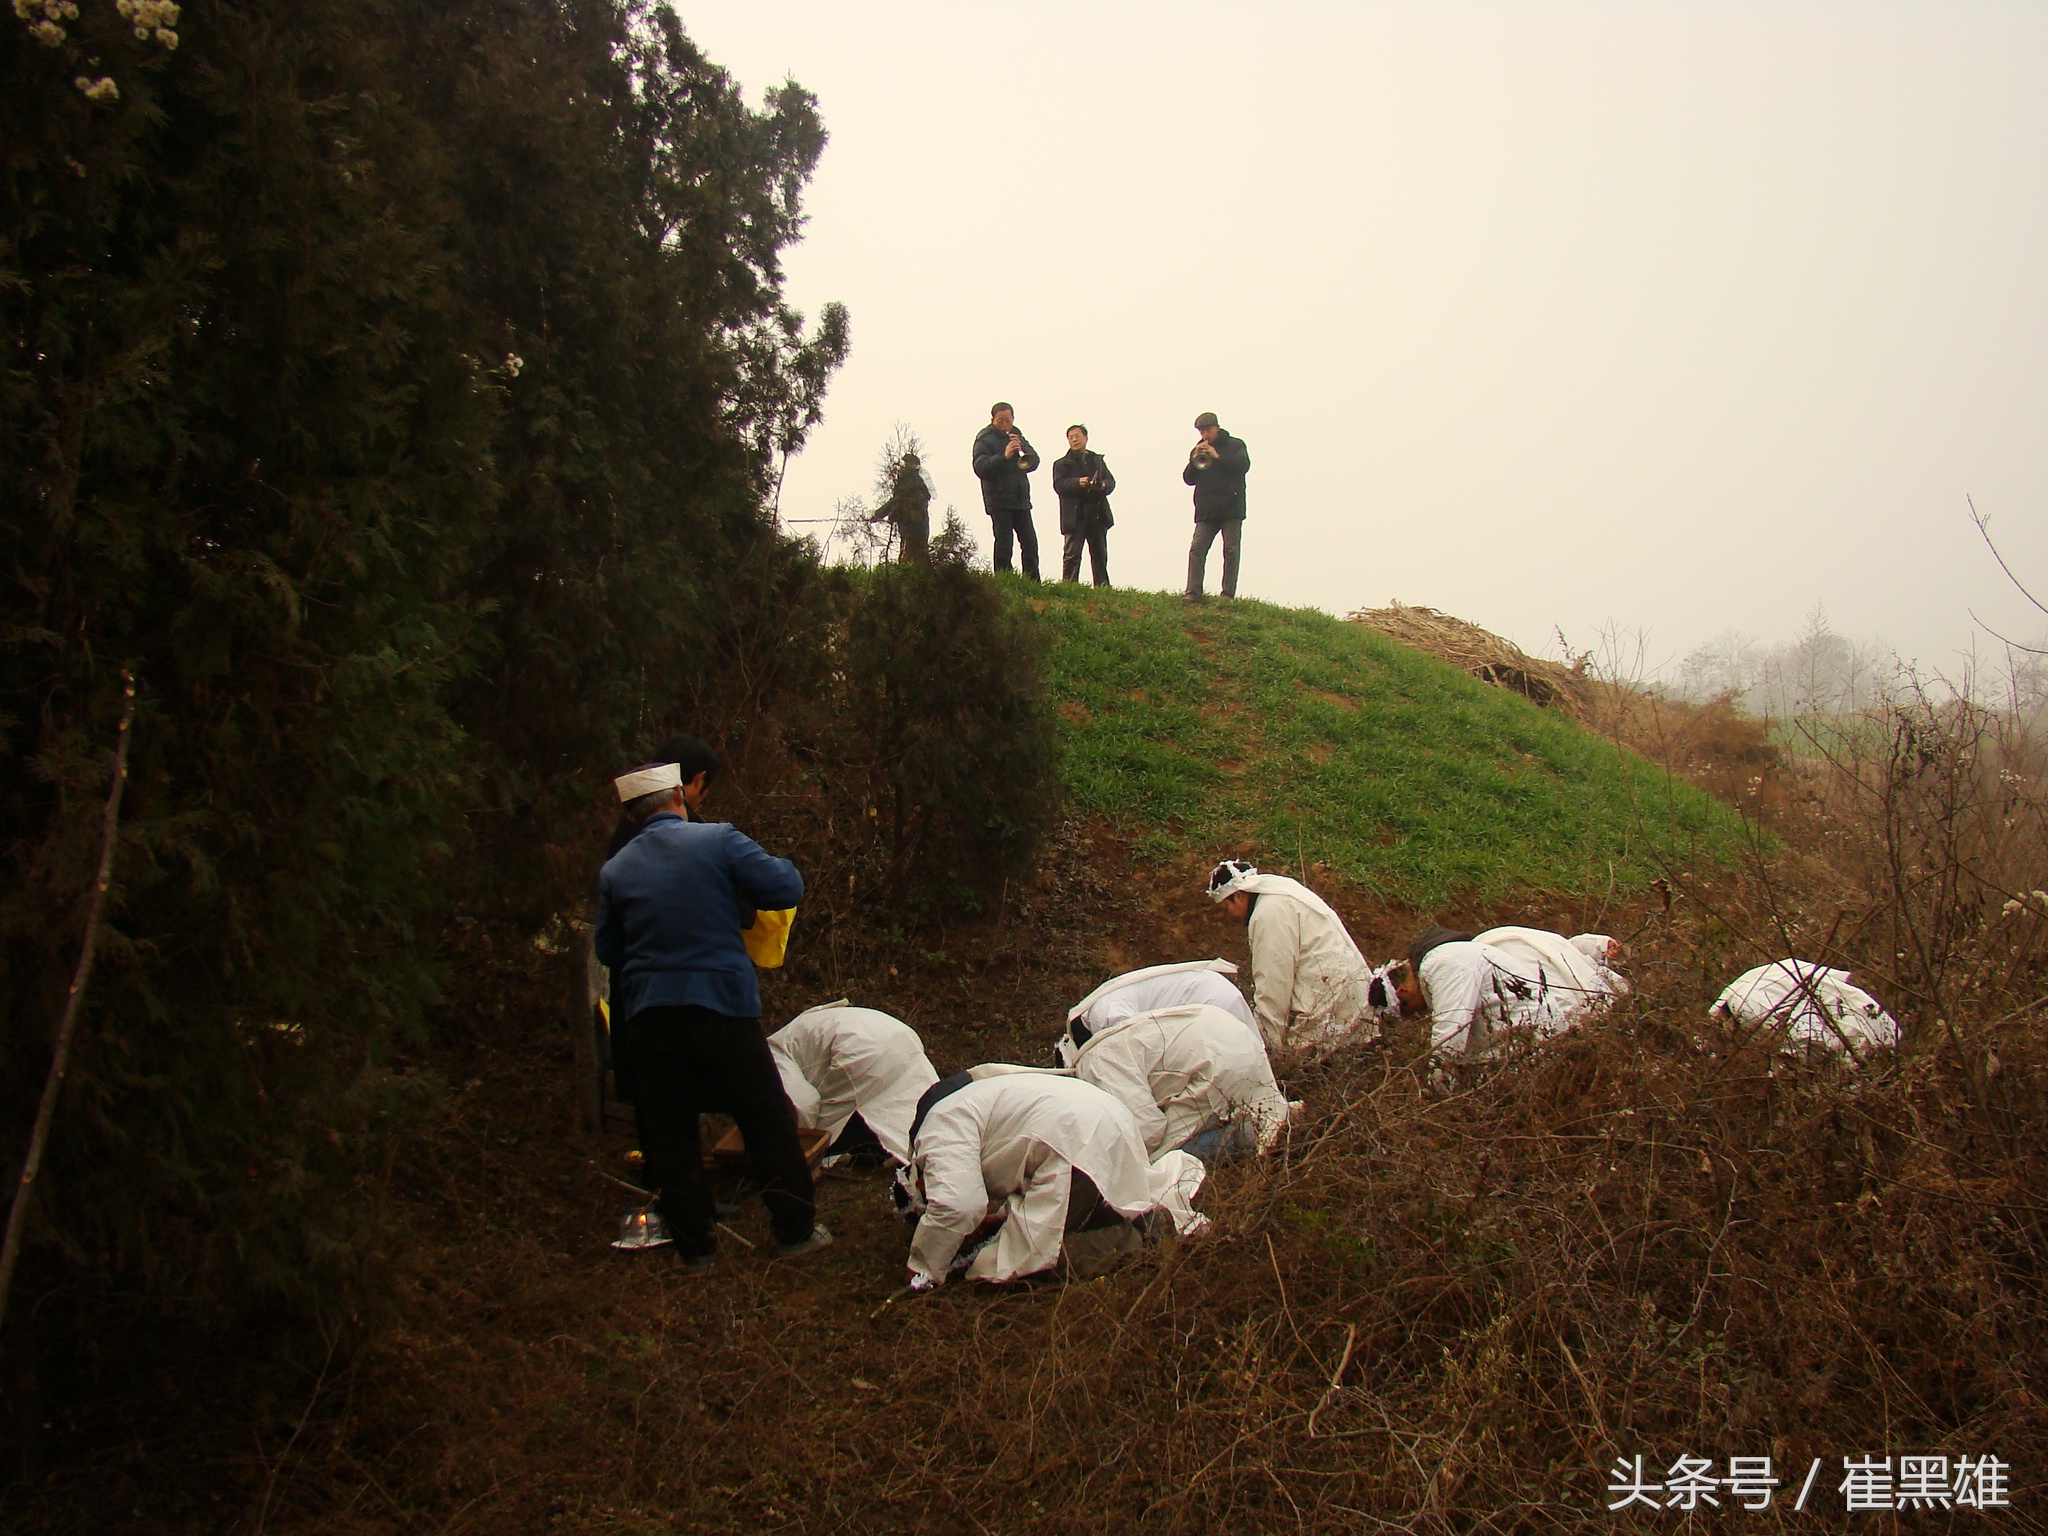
685, 2, 2048, 680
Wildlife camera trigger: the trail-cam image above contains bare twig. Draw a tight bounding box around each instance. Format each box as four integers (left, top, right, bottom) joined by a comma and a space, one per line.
0, 670, 135, 1341
1969, 496, 2048, 619
253, 1332, 337, 1536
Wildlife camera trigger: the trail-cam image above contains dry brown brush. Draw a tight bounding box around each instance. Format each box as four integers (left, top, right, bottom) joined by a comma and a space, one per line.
249, 951, 2046, 1535
1348, 604, 1595, 721
8, 634, 2048, 1533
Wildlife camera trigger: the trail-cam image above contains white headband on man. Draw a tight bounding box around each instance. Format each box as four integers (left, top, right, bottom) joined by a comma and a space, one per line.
1206, 859, 1260, 902
613, 762, 682, 803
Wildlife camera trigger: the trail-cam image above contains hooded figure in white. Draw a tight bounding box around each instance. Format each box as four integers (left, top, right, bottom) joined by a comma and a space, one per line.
1570, 933, 1630, 995
1067, 1003, 1292, 1159
1712, 961, 1900, 1055
1472, 927, 1626, 1012
899, 1067, 1207, 1287
767, 1002, 938, 1163
1058, 959, 1257, 1067
1406, 937, 1578, 1058
1206, 861, 1377, 1054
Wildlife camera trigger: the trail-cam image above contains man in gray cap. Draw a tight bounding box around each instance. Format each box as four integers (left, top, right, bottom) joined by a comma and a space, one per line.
1183, 412, 1250, 601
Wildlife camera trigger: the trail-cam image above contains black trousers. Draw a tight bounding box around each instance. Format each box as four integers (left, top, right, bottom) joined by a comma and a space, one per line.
1061, 526, 1109, 586
626, 1004, 815, 1256
990, 506, 1040, 580
827, 1112, 888, 1166
1186, 517, 1242, 598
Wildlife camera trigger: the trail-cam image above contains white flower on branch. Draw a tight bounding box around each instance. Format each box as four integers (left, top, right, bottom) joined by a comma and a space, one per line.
16, 0, 79, 37
115, 0, 178, 46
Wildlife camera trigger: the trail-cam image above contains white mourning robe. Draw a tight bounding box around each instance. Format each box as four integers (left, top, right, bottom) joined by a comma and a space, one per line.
1069, 960, 1257, 1039
1070, 1003, 1290, 1158
1419, 939, 1576, 1057
1238, 875, 1378, 1053
906, 1070, 1205, 1285
1712, 961, 1900, 1054
1471, 926, 1622, 1014
767, 1003, 938, 1163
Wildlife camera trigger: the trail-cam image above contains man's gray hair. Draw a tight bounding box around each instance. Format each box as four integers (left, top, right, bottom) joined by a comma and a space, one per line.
624, 787, 679, 823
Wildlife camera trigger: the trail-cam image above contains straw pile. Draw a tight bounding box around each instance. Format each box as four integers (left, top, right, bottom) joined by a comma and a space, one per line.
1348, 601, 1594, 720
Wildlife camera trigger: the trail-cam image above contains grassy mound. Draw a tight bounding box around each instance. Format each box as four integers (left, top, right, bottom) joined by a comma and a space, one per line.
1030, 584, 1750, 903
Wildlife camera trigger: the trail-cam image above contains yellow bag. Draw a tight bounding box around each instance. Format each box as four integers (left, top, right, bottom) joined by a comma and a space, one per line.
743, 907, 796, 969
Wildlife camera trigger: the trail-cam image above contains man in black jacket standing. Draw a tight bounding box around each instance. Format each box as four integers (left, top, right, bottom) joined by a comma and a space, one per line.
1183, 411, 1250, 601
971, 401, 1041, 580
1051, 424, 1116, 587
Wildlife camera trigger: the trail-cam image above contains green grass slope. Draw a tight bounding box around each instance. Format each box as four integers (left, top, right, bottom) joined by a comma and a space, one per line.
1028, 583, 1750, 905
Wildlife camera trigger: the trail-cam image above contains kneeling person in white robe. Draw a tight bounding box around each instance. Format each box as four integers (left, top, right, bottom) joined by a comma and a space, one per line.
1712, 960, 1899, 1056
1472, 926, 1626, 1015
895, 1067, 1206, 1288
768, 1001, 938, 1164
1390, 929, 1581, 1058
1206, 860, 1378, 1054
1065, 1003, 1292, 1160
1059, 959, 1257, 1066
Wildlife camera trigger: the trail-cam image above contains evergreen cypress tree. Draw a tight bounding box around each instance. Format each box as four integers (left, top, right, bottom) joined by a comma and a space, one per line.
0, 0, 846, 1373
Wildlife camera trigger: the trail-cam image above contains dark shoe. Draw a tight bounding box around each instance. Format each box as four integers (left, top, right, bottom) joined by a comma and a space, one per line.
669, 1247, 717, 1274
776, 1223, 834, 1259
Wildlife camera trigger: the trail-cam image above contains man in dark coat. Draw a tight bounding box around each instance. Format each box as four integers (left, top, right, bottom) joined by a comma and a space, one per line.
596, 761, 832, 1271
867, 450, 932, 566
970, 401, 1041, 580
1051, 424, 1116, 587
1182, 411, 1251, 600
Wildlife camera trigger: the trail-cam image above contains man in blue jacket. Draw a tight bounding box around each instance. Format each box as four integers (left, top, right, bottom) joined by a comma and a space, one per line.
596, 761, 829, 1270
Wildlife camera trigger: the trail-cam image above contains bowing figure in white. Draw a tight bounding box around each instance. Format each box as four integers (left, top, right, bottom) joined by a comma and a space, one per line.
1205, 860, 1379, 1054
1389, 927, 1582, 1059
1711, 960, 1899, 1056
1057, 958, 1257, 1066
767, 1001, 938, 1164
1065, 1002, 1294, 1161
894, 1067, 1207, 1289
1471, 926, 1629, 1012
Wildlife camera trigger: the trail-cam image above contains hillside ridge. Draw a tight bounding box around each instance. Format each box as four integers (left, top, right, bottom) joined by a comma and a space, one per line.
1028, 583, 1748, 904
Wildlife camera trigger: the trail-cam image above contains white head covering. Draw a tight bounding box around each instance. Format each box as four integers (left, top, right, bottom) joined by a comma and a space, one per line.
613, 762, 681, 802
1206, 859, 1259, 901
1363, 962, 1404, 1021
890, 1162, 927, 1222
1571, 934, 1618, 966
